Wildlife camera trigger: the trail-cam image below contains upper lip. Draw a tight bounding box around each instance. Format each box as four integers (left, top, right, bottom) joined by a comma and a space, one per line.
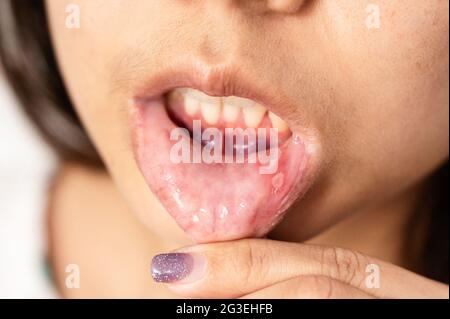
133, 58, 293, 122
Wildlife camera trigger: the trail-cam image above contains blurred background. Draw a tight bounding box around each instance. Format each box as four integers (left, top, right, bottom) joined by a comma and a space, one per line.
0, 70, 56, 297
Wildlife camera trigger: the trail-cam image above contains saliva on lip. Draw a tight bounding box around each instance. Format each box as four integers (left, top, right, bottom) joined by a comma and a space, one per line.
191, 205, 231, 224
218, 205, 229, 219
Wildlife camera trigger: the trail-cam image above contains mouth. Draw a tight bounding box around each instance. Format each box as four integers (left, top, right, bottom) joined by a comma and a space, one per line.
131, 67, 315, 243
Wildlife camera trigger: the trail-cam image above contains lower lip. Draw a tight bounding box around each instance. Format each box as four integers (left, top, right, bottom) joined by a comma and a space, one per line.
131, 96, 312, 243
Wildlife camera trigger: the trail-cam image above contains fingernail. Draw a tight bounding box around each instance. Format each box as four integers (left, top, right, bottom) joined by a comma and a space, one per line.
151, 253, 205, 283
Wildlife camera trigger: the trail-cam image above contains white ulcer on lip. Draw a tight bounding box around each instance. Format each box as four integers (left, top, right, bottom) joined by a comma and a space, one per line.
174, 88, 289, 131
219, 206, 229, 219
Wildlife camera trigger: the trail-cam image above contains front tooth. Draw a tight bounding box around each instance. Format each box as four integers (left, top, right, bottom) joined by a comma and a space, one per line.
184, 96, 200, 116
243, 103, 266, 128
268, 111, 289, 132
223, 103, 240, 122
201, 101, 221, 125
223, 96, 255, 108
184, 88, 216, 104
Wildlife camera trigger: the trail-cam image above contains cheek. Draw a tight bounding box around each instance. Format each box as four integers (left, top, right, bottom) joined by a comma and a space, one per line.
47, 1, 137, 156
46, 1, 191, 241
285, 0, 449, 225
326, 0, 448, 176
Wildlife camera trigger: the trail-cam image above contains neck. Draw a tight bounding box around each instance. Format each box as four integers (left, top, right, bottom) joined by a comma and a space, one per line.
307, 184, 428, 271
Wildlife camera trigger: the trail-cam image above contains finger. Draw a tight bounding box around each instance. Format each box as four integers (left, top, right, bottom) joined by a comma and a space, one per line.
151, 239, 448, 298
241, 275, 374, 299
267, 0, 306, 13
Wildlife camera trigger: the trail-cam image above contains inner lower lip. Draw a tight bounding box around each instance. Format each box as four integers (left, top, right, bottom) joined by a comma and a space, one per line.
132, 93, 310, 243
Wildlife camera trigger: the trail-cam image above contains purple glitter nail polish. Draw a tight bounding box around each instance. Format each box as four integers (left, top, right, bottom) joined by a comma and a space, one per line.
151, 253, 194, 283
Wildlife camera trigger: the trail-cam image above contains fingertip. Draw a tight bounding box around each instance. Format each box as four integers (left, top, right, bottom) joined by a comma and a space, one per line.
151, 252, 207, 285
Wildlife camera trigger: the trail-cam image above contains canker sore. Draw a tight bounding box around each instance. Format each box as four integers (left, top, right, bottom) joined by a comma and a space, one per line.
133, 93, 311, 243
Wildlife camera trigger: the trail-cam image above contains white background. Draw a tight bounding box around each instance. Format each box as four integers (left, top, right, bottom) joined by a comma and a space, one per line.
0, 71, 56, 297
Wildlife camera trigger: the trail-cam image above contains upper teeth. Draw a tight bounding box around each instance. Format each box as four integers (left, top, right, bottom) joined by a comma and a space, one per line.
172, 88, 289, 131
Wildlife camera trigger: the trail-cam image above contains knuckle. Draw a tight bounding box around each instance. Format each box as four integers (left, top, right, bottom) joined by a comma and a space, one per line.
321, 247, 368, 287
239, 239, 272, 286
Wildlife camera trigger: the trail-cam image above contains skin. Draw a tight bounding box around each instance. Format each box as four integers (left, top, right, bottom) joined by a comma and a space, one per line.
45, 0, 449, 298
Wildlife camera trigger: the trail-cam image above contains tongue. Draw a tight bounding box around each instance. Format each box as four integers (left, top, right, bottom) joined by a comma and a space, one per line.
133, 98, 308, 243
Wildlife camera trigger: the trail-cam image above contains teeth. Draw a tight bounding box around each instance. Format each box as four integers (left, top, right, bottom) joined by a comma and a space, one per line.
182, 88, 217, 104
201, 101, 221, 125
184, 96, 200, 116
243, 103, 266, 128
268, 111, 289, 132
222, 96, 255, 108
223, 103, 240, 122
176, 88, 289, 131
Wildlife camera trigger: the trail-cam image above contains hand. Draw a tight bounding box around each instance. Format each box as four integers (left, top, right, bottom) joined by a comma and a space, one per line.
152, 239, 449, 298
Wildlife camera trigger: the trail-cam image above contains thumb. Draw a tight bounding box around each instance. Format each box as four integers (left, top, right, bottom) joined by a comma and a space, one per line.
151, 239, 322, 298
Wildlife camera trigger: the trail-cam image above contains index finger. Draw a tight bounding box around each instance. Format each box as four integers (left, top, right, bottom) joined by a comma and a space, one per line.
151, 239, 448, 298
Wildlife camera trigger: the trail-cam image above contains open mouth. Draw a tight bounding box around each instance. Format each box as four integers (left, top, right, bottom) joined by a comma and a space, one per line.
166, 88, 293, 158
131, 73, 314, 243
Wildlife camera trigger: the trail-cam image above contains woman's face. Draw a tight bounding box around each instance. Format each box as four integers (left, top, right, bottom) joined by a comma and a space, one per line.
46, 0, 449, 244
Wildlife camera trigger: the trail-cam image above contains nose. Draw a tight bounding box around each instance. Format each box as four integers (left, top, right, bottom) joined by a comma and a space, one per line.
210, 0, 307, 14
168, 0, 311, 85
196, 0, 309, 55
266, 0, 306, 13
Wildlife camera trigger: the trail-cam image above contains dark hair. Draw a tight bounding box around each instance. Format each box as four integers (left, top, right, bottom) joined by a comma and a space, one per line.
0, 0, 448, 283
0, 0, 102, 167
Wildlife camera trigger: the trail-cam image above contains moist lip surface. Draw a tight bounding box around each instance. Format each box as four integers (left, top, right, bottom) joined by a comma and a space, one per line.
132, 80, 313, 243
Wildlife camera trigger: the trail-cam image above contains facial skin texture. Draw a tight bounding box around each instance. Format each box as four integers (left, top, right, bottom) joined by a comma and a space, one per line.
45, 0, 448, 256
